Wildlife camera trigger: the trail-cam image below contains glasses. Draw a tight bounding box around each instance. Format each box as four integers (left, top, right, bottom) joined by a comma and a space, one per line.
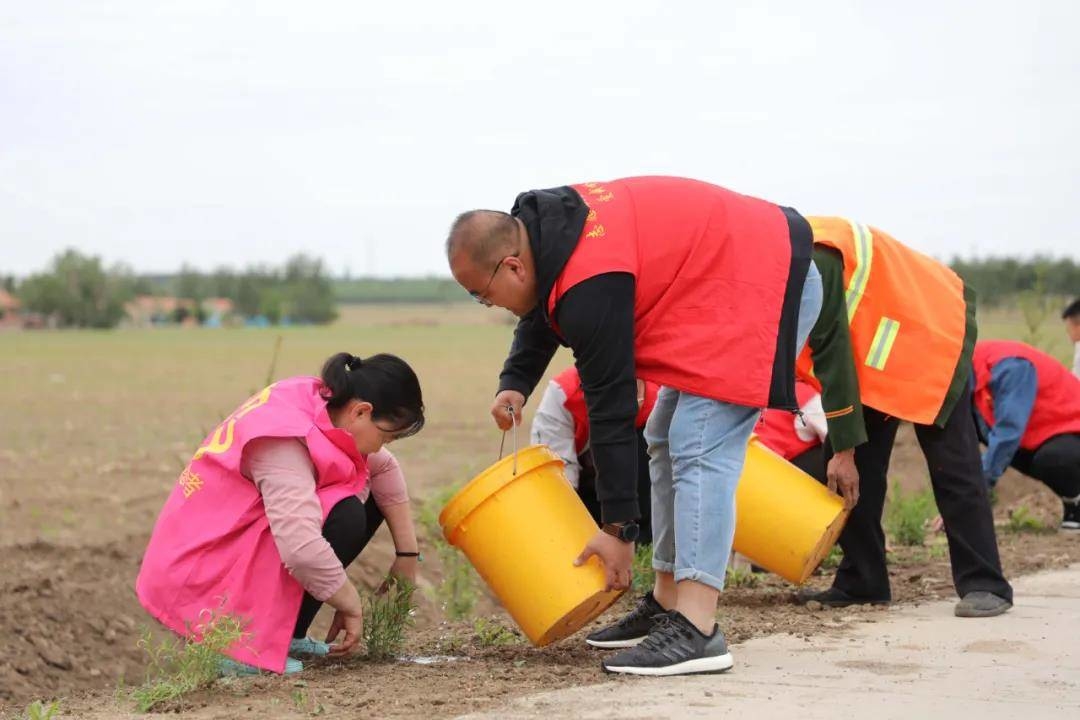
469, 221, 524, 306
469, 252, 519, 307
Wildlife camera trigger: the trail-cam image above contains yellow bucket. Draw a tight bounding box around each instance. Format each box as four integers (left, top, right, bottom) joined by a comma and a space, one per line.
733, 437, 849, 584
439, 445, 624, 646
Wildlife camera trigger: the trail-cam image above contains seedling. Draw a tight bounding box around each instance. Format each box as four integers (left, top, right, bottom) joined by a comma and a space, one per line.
363, 578, 416, 660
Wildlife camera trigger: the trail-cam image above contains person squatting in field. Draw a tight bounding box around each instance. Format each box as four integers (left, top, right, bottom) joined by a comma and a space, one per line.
447, 175, 823, 676
530, 366, 658, 544
793, 217, 1013, 618
971, 340, 1080, 531
136, 352, 425, 675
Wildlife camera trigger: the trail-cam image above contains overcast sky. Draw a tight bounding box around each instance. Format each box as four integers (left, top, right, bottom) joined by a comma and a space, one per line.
2, 1, 1077, 277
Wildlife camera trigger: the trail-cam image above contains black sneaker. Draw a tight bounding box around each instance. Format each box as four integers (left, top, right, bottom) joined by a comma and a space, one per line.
793, 586, 890, 608
1062, 501, 1080, 531
585, 592, 664, 648
601, 611, 733, 676
954, 591, 1012, 618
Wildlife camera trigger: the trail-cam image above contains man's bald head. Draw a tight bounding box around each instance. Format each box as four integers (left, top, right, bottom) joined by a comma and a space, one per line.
445, 210, 519, 267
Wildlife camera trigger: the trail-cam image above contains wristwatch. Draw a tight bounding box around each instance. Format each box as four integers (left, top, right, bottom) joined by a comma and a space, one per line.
601, 521, 640, 543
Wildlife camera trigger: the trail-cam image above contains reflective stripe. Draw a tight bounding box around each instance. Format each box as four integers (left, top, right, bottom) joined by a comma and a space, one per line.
866, 317, 901, 371
845, 221, 873, 322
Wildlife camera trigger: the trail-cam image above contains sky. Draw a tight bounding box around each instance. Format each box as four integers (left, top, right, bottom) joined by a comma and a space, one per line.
2, 0, 1078, 278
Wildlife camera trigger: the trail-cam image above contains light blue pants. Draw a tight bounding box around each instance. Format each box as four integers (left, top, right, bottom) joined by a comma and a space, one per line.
645, 261, 823, 590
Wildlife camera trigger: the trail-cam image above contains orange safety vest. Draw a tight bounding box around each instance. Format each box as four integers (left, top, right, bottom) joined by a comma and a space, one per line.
796, 217, 968, 425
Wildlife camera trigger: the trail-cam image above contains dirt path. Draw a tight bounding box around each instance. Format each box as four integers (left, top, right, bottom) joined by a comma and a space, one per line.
461, 565, 1080, 720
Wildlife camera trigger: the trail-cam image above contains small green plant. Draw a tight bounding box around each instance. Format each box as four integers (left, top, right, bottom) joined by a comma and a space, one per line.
363, 577, 416, 660
631, 543, 655, 595
420, 482, 480, 620
1007, 505, 1049, 534
129, 607, 249, 713
472, 617, 519, 647
885, 485, 937, 547
820, 544, 843, 570
725, 564, 759, 589
23, 700, 61, 720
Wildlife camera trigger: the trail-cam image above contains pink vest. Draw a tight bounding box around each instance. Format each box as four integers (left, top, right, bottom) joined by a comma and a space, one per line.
136, 377, 368, 673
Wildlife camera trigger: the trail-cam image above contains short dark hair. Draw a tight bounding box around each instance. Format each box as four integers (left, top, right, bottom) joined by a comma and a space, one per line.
320, 352, 425, 437
445, 210, 518, 266
1063, 299, 1080, 320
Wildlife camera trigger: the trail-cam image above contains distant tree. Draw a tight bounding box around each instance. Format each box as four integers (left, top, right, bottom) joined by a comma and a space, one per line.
176, 264, 205, 302
19, 249, 131, 327
281, 253, 337, 324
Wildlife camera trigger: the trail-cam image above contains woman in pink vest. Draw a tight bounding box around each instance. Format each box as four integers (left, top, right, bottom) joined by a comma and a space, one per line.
137, 351, 424, 675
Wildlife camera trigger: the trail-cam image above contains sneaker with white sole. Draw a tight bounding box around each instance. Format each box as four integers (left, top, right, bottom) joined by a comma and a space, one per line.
601, 610, 733, 676
1062, 500, 1080, 531
289, 636, 331, 657
219, 656, 303, 676
585, 592, 665, 648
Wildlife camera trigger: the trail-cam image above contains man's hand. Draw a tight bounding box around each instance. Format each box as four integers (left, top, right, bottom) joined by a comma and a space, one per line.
491, 390, 526, 431
827, 448, 860, 509
574, 529, 634, 591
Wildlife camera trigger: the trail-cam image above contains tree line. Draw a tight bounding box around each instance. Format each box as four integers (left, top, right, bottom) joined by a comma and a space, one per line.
3, 250, 1076, 329
8, 249, 337, 328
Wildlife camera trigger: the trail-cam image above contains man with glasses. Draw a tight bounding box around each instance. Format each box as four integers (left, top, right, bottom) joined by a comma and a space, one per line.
445, 176, 823, 676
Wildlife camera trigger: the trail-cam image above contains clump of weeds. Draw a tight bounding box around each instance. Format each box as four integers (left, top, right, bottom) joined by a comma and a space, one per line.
886, 485, 937, 546
129, 605, 249, 713
419, 482, 481, 620
23, 700, 61, 720
1007, 505, 1051, 534
631, 543, 655, 595
472, 616, 520, 647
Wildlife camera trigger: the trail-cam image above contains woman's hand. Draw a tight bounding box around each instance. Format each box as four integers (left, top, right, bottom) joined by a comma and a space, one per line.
323, 580, 365, 655
378, 554, 419, 594
325, 607, 363, 656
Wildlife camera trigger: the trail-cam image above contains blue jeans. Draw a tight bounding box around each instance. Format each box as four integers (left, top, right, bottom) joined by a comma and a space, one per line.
645, 261, 823, 590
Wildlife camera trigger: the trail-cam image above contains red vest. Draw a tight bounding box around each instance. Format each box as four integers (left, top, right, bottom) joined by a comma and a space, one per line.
546, 177, 796, 407
554, 366, 659, 453
973, 340, 1080, 450
753, 382, 821, 460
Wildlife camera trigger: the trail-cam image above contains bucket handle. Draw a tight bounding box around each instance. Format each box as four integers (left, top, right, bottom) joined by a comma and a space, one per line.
497, 405, 519, 476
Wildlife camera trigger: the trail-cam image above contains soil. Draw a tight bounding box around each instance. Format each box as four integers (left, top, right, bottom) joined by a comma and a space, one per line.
2, 427, 1078, 719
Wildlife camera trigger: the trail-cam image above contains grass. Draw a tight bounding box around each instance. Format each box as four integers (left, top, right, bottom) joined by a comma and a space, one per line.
885, 485, 938, 547
820, 544, 843, 570
419, 482, 483, 621
362, 578, 416, 660
1007, 505, 1051, 534
472, 617, 520, 647
725, 565, 759, 589
23, 700, 61, 720
129, 608, 249, 713
631, 543, 655, 595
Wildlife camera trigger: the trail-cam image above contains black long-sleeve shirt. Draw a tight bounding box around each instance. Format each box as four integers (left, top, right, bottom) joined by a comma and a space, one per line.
499, 273, 641, 523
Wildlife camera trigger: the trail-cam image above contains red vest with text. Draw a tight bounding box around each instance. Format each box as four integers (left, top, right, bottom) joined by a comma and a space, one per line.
554, 366, 659, 453
973, 340, 1080, 450
546, 177, 795, 407
753, 381, 821, 460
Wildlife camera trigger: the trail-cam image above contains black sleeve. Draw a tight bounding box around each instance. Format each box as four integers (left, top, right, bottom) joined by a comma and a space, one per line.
554, 272, 640, 523
497, 308, 561, 400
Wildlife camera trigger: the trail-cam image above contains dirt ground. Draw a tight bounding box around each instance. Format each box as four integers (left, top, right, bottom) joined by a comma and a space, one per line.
2, 308, 1077, 718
